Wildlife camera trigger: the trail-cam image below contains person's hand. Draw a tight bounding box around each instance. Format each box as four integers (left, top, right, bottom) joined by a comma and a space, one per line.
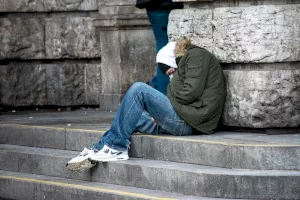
165, 68, 176, 75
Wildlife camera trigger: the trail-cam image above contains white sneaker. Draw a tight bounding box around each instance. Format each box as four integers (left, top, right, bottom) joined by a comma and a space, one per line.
66, 148, 97, 171
89, 145, 129, 162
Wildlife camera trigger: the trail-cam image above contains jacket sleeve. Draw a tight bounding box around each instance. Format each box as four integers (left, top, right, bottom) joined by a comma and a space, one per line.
172, 53, 209, 105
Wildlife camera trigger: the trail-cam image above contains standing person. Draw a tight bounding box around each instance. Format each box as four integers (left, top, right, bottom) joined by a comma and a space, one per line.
66, 38, 226, 171
136, 0, 183, 94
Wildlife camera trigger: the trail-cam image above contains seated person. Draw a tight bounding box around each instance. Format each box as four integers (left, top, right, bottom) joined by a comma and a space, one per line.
66, 38, 226, 171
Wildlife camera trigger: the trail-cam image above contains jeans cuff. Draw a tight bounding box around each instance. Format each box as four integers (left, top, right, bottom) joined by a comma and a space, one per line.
103, 141, 130, 151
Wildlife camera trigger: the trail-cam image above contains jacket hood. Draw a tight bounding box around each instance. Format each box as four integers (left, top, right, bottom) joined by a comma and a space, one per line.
174, 38, 191, 58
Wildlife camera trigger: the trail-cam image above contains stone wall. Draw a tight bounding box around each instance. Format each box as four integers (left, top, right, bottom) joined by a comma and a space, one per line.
0, 0, 100, 107
169, 0, 300, 128
1, 0, 299, 128
0, 0, 156, 108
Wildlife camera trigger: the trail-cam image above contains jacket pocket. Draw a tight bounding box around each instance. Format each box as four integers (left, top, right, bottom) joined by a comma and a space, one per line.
186, 64, 201, 78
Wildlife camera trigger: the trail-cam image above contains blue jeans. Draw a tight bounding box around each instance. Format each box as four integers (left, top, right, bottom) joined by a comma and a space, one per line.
147, 10, 170, 95
94, 82, 193, 151
149, 65, 170, 95
147, 10, 170, 52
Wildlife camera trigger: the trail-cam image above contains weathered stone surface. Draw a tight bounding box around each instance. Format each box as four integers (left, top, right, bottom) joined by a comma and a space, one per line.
97, 18, 155, 110
175, 0, 300, 7
119, 29, 156, 93
66, 129, 102, 151
0, 0, 98, 12
223, 69, 300, 128
0, 173, 36, 200
0, 67, 5, 105
85, 64, 101, 105
45, 17, 100, 59
169, 4, 300, 63
168, 9, 213, 52
0, 63, 101, 106
0, 0, 45, 12
0, 17, 45, 59
46, 64, 85, 106
98, 0, 145, 16
213, 4, 300, 63
0, 65, 47, 106
100, 94, 123, 111
44, 0, 97, 11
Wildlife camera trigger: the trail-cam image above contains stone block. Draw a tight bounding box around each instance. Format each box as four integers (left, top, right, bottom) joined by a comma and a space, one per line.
85, 64, 101, 105
0, 0, 97, 12
0, 125, 34, 146
99, 94, 123, 111
119, 29, 156, 93
46, 63, 101, 106
169, 4, 300, 63
0, 63, 101, 106
98, 0, 145, 16
141, 136, 231, 167
213, 4, 300, 63
97, 19, 156, 110
46, 64, 86, 106
0, 150, 19, 171
0, 125, 66, 149
0, 17, 45, 59
231, 146, 300, 170
17, 148, 91, 181
35, 184, 111, 200
168, 9, 213, 52
44, 0, 97, 11
90, 158, 300, 199
45, 17, 100, 59
223, 69, 300, 128
0, 0, 45, 12
129, 134, 143, 158
65, 129, 103, 151
45, 63, 101, 106
0, 65, 47, 106
0, 177, 35, 200
32, 127, 66, 149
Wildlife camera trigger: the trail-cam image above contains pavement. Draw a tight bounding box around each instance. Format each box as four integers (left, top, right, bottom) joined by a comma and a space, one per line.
0, 108, 114, 130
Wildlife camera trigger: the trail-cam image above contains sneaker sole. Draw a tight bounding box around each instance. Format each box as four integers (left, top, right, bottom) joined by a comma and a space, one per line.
89, 155, 129, 162
66, 159, 96, 171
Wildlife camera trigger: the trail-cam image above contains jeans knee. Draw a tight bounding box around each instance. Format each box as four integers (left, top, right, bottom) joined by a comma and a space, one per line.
129, 82, 147, 94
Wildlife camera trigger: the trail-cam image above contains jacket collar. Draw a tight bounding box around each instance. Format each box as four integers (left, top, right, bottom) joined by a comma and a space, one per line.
187, 44, 201, 51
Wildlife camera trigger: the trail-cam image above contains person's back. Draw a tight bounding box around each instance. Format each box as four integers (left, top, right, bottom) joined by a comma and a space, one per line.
168, 45, 226, 134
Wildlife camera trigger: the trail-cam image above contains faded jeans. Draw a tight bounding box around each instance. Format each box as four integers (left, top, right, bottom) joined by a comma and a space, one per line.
94, 82, 192, 151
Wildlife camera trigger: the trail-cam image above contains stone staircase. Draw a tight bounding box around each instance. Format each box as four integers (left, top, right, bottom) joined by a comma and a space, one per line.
0, 110, 300, 199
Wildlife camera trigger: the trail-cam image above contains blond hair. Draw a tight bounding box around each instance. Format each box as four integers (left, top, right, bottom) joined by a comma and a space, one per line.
174, 37, 191, 57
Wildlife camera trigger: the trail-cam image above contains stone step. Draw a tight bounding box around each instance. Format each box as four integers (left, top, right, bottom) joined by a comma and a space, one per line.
1, 123, 300, 170
0, 170, 206, 200
0, 144, 299, 199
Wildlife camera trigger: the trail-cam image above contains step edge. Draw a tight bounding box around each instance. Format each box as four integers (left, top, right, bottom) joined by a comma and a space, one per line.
1, 123, 300, 148
1, 144, 300, 175
0, 170, 203, 200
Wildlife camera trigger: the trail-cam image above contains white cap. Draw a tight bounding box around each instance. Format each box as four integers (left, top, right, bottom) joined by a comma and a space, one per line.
156, 42, 177, 68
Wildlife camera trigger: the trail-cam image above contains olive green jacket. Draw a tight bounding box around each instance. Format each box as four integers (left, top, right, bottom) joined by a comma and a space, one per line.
167, 45, 226, 134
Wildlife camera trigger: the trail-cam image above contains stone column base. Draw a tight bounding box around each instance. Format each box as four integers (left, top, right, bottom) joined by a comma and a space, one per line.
94, 15, 156, 111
